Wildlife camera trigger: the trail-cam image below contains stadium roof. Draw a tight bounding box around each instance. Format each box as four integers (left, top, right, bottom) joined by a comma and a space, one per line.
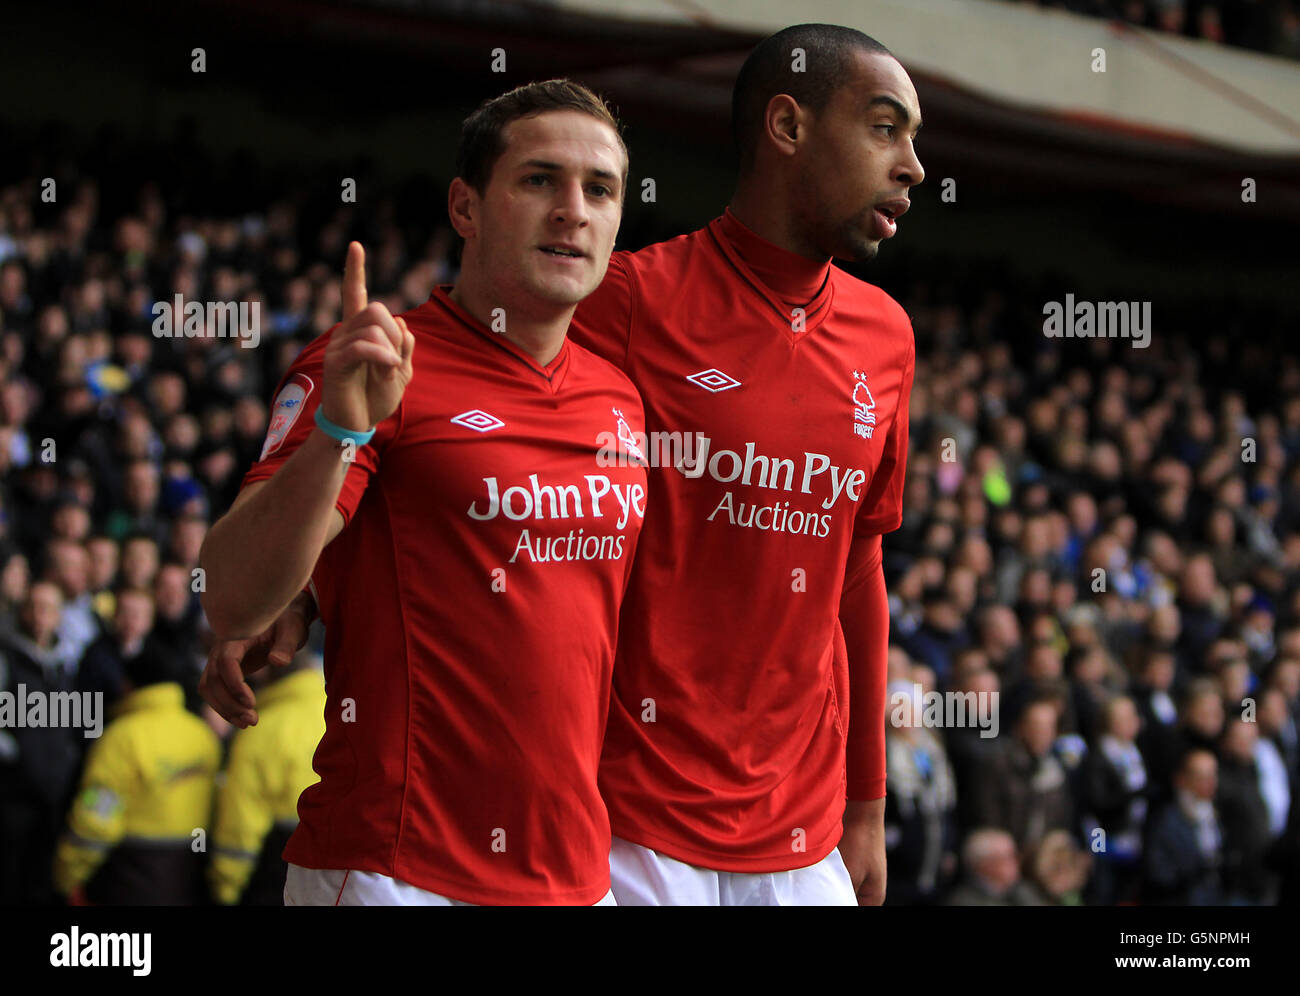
202, 0, 1300, 218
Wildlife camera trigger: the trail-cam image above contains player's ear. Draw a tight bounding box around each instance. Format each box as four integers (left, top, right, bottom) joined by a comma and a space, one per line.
764, 94, 802, 159
447, 177, 478, 241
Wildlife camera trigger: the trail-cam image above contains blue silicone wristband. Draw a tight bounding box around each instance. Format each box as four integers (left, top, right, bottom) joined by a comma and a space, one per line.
314, 407, 376, 446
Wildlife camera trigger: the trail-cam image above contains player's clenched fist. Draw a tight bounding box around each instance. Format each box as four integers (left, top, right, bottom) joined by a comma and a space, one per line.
321, 241, 416, 432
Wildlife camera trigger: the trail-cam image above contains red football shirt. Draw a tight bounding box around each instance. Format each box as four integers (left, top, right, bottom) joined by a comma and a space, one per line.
569, 210, 914, 872
241, 286, 647, 904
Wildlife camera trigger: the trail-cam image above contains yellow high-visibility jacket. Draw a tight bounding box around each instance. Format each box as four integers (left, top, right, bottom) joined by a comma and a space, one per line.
54, 682, 220, 904
210, 668, 326, 905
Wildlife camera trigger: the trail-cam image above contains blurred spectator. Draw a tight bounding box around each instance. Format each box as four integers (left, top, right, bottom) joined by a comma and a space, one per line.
1133, 648, 1182, 802
970, 697, 1075, 851
105, 459, 166, 547
152, 561, 203, 673
1024, 829, 1092, 905
1144, 749, 1224, 904
53, 640, 219, 905
1067, 643, 1118, 743
975, 604, 1023, 677
1005, 639, 1073, 732
1263, 668, 1300, 765
883, 675, 958, 904
209, 657, 325, 905
167, 514, 207, 570
119, 534, 159, 590
944, 667, 1003, 834
1257, 687, 1296, 834
1177, 555, 1225, 673
1216, 718, 1276, 902
0, 547, 31, 629
900, 587, 969, 686
944, 828, 1044, 905
45, 537, 100, 671
85, 534, 119, 623
0, 581, 82, 904
1169, 678, 1226, 781
75, 588, 155, 710
1083, 695, 1148, 904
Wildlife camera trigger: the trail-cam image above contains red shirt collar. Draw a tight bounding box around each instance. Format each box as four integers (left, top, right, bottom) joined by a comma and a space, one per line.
716, 207, 832, 309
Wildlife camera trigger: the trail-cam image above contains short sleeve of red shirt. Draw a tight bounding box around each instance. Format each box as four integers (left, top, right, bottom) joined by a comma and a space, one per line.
852, 336, 915, 538
569, 251, 635, 369
239, 330, 402, 526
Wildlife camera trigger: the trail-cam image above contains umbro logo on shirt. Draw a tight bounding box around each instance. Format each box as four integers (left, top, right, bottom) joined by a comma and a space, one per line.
686, 369, 741, 393
450, 410, 505, 433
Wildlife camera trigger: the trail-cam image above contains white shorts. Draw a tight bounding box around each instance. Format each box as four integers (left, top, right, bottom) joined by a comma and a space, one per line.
284, 864, 617, 906
608, 836, 856, 906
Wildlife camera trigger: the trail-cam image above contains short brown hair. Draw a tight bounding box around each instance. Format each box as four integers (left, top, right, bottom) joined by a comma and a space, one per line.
455, 79, 627, 196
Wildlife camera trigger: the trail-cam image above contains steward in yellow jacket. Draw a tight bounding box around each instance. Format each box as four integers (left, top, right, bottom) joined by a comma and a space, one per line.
54, 638, 219, 905
210, 664, 326, 905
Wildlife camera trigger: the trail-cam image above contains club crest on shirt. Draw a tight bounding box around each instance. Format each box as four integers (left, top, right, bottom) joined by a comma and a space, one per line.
613, 407, 645, 463
852, 371, 876, 440
261, 372, 314, 460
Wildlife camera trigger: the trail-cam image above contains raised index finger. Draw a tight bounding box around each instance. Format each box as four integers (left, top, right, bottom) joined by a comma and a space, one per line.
342, 241, 367, 320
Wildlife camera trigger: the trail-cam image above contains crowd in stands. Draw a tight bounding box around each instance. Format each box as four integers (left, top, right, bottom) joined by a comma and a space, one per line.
881, 265, 1300, 903
0, 125, 1296, 904
1004, 0, 1300, 59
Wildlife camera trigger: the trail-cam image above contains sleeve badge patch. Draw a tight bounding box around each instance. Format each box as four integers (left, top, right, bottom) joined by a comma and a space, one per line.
260, 373, 315, 461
